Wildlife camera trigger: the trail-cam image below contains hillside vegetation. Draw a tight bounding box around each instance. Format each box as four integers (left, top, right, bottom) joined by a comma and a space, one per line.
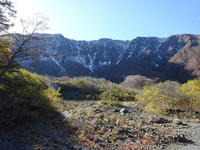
136, 79, 200, 116
1, 69, 200, 132
1, 72, 200, 149
59, 76, 135, 101
0, 69, 62, 130
57, 75, 200, 117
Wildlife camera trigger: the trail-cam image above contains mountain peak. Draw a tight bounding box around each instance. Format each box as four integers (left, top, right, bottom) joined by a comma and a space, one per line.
14, 33, 200, 82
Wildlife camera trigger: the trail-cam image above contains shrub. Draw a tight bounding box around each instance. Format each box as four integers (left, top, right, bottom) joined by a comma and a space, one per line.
121, 75, 157, 89
99, 84, 135, 101
136, 79, 200, 115
179, 79, 200, 111
0, 69, 62, 129
53, 76, 70, 82
60, 76, 136, 101
136, 81, 181, 114
60, 76, 108, 100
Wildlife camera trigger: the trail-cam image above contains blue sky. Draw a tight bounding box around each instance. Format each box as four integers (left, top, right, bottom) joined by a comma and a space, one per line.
12, 0, 200, 40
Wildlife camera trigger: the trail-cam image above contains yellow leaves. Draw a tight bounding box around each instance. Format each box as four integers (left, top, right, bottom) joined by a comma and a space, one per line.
10, 69, 62, 109
136, 86, 160, 103
179, 79, 200, 111
42, 87, 61, 103
145, 102, 167, 115
136, 81, 182, 114
181, 79, 200, 98
136, 79, 200, 114
0, 41, 12, 66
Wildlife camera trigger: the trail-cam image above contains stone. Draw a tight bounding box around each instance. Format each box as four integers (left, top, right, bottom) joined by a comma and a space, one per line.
172, 134, 189, 143
160, 145, 165, 149
94, 109, 102, 113
117, 128, 131, 135
62, 111, 71, 119
149, 116, 171, 124
99, 115, 104, 119
113, 108, 120, 112
120, 108, 129, 114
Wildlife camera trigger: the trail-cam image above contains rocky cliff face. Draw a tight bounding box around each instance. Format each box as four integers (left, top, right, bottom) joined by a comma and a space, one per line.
17, 33, 200, 82
163, 34, 200, 82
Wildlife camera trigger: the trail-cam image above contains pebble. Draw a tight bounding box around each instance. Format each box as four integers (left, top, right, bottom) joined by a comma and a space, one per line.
120, 108, 129, 113
113, 108, 120, 112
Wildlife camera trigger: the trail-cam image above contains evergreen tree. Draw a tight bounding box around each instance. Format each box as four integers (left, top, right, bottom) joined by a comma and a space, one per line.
0, 0, 16, 31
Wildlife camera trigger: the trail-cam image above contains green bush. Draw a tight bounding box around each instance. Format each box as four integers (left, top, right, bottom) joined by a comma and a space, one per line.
60, 76, 136, 101
0, 69, 62, 129
60, 76, 109, 100
99, 84, 135, 101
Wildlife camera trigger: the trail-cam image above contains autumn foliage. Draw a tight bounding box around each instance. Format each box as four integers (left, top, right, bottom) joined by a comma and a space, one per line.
136, 79, 200, 114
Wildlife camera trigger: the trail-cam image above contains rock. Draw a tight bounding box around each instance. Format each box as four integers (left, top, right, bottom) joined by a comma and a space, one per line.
116, 128, 132, 135
172, 134, 190, 143
173, 119, 188, 126
160, 145, 165, 149
53, 144, 59, 148
98, 137, 105, 141
61, 111, 71, 119
113, 108, 120, 112
141, 127, 155, 132
99, 143, 106, 148
187, 118, 200, 123
99, 115, 104, 119
120, 108, 129, 114
149, 116, 171, 124
94, 109, 102, 113
107, 125, 114, 130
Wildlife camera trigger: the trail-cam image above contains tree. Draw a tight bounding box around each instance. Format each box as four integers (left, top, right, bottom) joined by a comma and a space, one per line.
0, 0, 16, 31
180, 79, 200, 111
121, 75, 157, 89
0, 14, 49, 80
0, 37, 17, 74
135, 81, 181, 114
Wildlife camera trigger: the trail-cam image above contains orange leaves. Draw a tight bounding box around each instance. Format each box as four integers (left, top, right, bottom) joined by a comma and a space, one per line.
140, 139, 157, 145
95, 130, 105, 134
120, 144, 145, 150
78, 135, 101, 149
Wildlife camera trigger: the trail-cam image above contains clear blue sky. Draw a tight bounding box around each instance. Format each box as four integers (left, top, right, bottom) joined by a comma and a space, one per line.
12, 0, 200, 40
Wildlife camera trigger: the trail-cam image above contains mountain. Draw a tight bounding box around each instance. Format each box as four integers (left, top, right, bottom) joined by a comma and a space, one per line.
17, 33, 200, 82
163, 34, 200, 81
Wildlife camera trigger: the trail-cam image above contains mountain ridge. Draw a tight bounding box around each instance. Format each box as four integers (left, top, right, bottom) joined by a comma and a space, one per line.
15, 33, 200, 82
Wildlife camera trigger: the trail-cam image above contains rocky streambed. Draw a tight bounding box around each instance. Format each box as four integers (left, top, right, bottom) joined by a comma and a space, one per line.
1, 100, 200, 150
62, 100, 200, 150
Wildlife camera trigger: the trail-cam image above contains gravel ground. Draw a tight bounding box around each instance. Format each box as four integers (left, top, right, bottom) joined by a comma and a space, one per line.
1, 100, 200, 150
166, 123, 200, 150
0, 117, 87, 150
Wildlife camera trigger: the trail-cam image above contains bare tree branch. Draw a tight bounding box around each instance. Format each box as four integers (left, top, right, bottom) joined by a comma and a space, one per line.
0, 14, 49, 79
